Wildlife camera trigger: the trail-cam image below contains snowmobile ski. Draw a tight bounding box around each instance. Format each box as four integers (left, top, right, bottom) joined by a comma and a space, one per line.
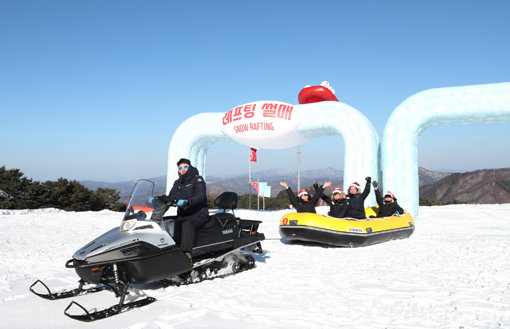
64, 297, 156, 321
29, 279, 109, 300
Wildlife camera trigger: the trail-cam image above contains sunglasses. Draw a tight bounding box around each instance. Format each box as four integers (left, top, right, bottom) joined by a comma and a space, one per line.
178, 165, 189, 170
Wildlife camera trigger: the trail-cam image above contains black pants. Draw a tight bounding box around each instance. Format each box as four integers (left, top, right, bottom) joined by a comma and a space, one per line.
176, 210, 208, 253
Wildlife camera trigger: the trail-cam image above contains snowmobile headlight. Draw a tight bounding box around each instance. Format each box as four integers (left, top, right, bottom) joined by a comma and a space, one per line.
121, 218, 137, 232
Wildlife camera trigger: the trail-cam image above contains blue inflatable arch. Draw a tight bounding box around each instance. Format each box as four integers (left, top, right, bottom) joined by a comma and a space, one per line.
167, 101, 380, 205
382, 82, 510, 218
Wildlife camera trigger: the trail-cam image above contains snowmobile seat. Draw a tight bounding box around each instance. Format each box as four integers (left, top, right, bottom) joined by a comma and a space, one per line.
200, 211, 237, 233
214, 192, 238, 211
213, 212, 236, 228
212, 192, 238, 228
196, 192, 238, 235
200, 215, 221, 230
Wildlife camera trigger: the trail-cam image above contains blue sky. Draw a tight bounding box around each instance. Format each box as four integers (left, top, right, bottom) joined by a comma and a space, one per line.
1, 1, 509, 182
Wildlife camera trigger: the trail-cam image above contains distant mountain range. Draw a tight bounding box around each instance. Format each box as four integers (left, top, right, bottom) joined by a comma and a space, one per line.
418, 167, 452, 186
81, 166, 456, 201
420, 168, 510, 204
81, 177, 167, 201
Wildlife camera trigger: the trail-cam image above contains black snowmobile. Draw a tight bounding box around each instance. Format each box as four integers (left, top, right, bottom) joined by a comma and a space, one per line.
30, 179, 265, 321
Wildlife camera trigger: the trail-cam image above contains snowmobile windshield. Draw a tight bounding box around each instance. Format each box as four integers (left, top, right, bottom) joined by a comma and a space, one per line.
121, 179, 156, 231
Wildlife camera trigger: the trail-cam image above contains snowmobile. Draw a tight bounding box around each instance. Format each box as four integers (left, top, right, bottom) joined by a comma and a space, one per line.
30, 179, 265, 321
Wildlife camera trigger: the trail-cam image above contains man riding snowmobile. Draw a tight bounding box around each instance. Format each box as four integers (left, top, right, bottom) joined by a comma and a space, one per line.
156, 158, 208, 262
29, 176, 265, 321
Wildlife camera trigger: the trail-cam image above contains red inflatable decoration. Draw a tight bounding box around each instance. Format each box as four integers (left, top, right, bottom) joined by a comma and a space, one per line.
298, 86, 339, 104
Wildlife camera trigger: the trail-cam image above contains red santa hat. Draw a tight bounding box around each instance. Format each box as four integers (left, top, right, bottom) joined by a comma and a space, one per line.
298, 189, 309, 198
332, 188, 343, 195
349, 182, 361, 191
384, 191, 396, 200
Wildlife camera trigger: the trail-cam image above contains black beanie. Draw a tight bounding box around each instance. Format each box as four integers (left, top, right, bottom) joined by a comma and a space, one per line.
176, 158, 191, 166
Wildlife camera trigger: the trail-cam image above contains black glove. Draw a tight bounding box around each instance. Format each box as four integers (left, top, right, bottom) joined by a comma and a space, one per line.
365, 176, 371, 183
155, 195, 170, 204
372, 180, 378, 189
313, 183, 319, 190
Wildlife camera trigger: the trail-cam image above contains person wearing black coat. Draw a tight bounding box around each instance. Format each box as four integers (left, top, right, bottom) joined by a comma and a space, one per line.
279, 181, 331, 213
345, 177, 372, 219
157, 158, 208, 261
372, 180, 404, 217
321, 187, 348, 218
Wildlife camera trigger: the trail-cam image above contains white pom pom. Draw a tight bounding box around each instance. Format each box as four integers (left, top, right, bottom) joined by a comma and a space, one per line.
321, 81, 335, 94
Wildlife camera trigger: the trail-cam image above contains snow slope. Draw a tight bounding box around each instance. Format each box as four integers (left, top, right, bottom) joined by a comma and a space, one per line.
1, 205, 509, 328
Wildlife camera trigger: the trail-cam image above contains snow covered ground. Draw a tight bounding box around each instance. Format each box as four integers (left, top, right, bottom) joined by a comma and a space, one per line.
1, 204, 509, 328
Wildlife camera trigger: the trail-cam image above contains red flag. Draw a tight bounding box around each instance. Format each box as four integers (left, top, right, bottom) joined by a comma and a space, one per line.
251, 182, 259, 192
249, 147, 257, 162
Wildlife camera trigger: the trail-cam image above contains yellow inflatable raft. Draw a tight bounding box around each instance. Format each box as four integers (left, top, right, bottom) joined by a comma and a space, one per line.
279, 206, 415, 247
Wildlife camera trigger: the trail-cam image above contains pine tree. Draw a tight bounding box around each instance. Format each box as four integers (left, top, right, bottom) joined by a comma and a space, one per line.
0, 166, 38, 209
92, 187, 121, 210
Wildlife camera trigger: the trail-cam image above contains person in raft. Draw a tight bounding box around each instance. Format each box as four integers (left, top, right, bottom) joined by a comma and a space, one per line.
279, 181, 332, 213
345, 177, 372, 219
321, 187, 348, 218
371, 180, 404, 217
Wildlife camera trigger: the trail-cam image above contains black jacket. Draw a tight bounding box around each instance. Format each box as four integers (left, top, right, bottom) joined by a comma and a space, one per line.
167, 165, 208, 218
375, 189, 404, 217
285, 186, 324, 213
322, 194, 348, 218
345, 180, 371, 219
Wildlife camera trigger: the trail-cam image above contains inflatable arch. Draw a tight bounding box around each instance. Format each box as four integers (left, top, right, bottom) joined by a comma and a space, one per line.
167, 101, 380, 205
168, 82, 510, 217
382, 82, 510, 218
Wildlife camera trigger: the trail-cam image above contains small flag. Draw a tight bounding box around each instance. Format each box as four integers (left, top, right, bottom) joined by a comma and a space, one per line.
249, 147, 257, 162
251, 182, 259, 192
258, 183, 271, 198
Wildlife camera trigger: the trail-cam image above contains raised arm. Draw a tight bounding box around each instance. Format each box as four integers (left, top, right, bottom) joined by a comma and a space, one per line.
285, 186, 299, 208
360, 177, 371, 200
321, 193, 332, 205
372, 181, 383, 206
374, 189, 383, 207
310, 186, 325, 204
395, 202, 404, 215
281, 182, 299, 208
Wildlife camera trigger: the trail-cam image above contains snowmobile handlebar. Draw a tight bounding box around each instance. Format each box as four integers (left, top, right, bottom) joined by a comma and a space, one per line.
124, 210, 147, 220
150, 196, 178, 207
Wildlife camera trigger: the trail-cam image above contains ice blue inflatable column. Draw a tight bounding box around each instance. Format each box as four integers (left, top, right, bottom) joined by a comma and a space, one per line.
296, 101, 380, 206
167, 113, 230, 193
382, 82, 510, 218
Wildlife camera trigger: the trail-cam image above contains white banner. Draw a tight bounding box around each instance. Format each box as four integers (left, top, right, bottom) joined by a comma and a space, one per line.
221, 101, 308, 149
